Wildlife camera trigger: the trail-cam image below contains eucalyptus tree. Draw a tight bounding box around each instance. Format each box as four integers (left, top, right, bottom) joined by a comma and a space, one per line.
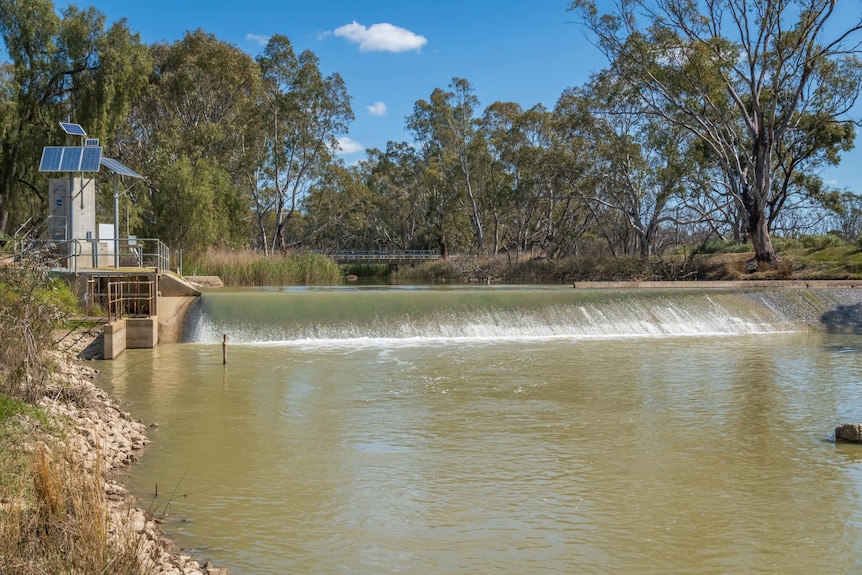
256, 34, 353, 252
480, 101, 522, 255
0, 0, 150, 236
571, 0, 862, 266
480, 101, 585, 258
303, 161, 374, 250
408, 78, 487, 254
556, 74, 700, 258
362, 143, 432, 250
127, 29, 261, 254
826, 191, 862, 241
514, 103, 598, 259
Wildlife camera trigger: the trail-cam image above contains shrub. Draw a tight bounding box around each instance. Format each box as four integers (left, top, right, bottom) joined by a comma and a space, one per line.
799, 234, 846, 250
0, 265, 74, 400
695, 238, 754, 254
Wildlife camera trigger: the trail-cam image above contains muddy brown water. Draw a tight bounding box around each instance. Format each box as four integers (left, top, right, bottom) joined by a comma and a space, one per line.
95, 286, 862, 574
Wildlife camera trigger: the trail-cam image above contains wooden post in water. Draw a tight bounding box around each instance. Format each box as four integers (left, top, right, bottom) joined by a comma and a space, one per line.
222, 334, 227, 365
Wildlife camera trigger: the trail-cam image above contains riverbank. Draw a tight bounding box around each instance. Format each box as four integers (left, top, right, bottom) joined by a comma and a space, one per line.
1, 334, 228, 575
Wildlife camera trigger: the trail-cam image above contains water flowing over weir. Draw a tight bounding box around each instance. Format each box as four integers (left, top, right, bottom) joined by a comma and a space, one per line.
101, 284, 862, 575
181, 285, 811, 346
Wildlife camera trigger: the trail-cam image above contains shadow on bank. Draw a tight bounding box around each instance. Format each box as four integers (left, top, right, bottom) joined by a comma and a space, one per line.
820, 302, 862, 334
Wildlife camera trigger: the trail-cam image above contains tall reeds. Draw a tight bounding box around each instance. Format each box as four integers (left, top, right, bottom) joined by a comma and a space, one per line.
190, 249, 342, 285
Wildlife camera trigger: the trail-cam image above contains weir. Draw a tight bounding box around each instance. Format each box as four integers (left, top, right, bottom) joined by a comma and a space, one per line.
180, 285, 862, 346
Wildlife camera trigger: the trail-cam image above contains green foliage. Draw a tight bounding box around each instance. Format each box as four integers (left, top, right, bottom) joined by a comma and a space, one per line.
695, 239, 754, 254
255, 35, 354, 252
0, 0, 151, 236
398, 260, 460, 282
569, 0, 862, 265
800, 234, 847, 250
0, 394, 48, 428
0, 264, 69, 399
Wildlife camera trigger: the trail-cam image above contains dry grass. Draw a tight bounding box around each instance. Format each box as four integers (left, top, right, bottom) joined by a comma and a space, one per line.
0, 437, 157, 575
191, 248, 342, 285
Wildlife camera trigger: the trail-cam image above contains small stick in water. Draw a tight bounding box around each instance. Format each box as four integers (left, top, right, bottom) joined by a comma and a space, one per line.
223, 333, 227, 365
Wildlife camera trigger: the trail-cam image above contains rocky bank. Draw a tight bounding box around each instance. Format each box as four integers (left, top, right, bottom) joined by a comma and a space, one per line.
37, 342, 228, 575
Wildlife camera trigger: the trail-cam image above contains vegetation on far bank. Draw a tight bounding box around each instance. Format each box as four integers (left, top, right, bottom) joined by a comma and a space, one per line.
189, 235, 862, 287
190, 250, 341, 285
1, 1, 861, 274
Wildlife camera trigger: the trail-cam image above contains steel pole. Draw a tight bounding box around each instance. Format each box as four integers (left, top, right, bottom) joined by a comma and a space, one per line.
113, 176, 120, 268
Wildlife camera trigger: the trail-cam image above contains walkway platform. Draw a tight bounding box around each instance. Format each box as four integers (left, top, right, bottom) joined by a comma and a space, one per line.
328, 250, 440, 265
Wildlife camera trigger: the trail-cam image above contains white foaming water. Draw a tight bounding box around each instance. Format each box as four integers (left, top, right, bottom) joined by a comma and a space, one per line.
183, 289, 798, 349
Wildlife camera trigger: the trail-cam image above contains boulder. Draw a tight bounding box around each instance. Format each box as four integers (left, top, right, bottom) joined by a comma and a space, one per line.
835, 423, 862, 443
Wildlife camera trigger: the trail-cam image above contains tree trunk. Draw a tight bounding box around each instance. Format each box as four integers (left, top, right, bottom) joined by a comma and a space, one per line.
748, 203, 778, 265
438, 232, 448, 259
747, 139, 779, 265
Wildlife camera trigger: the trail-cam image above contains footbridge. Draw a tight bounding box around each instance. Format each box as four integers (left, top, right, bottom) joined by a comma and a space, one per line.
327, 250, 440, 266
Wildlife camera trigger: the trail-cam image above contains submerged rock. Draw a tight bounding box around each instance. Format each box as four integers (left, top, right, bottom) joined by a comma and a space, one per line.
835, 423, 862, 443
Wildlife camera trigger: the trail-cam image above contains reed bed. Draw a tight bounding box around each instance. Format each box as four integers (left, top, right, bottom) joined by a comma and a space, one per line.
191, 249, 342, 286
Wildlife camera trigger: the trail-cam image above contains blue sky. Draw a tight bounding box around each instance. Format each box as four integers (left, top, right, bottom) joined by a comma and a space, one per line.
59, 0, 862, 192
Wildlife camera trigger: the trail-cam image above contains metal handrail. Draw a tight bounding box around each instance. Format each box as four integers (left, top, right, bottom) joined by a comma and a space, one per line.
107, 278, 155, 322
13, 237, 171, 272
327, 250, 440, 263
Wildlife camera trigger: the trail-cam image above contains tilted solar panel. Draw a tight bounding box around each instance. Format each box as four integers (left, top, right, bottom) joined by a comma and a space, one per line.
39, 146, 104, 172
100, 157, 143, 179
59, 122, 87, 136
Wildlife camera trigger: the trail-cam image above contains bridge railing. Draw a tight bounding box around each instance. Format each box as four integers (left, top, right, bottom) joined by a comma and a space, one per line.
326, 250, 440, 264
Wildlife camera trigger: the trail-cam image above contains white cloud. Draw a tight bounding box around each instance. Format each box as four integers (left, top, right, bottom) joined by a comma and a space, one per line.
367, 102, 388, 116
336, 136, 365, 155
246, 33, 271, 46
333, 21, 427, 53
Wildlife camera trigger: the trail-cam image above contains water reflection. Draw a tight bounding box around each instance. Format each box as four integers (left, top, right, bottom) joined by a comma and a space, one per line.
99, 331, 862, 574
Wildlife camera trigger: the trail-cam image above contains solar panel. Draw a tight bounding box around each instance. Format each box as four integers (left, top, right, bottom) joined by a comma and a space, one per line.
39, 146, 104, 172
84, 138, 99, 147
100, 157, 143, 179
39, 147, 64, 172
59, 147, 83, 171
81, 147, 102, 171
59, 122, 86, 136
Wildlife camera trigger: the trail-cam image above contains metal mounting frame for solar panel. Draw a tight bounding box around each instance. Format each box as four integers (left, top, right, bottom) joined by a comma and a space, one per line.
100, 157, 143, 179
39, 146, 102, 172
59, 122, 87, 136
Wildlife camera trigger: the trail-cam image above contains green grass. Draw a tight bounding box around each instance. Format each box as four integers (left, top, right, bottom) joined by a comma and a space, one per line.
0, 394, 49, 429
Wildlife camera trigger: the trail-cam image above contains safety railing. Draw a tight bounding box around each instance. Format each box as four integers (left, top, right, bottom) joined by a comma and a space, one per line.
12, 239, 81, 272
13, 237, 170, 273
106, 278, 155, 322
327, 250, 440, 264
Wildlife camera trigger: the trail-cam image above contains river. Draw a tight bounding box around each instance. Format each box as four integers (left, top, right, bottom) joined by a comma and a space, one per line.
95, 285, 862, 574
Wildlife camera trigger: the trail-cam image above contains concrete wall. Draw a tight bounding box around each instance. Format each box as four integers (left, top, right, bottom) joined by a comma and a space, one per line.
103, 319, 126, 360
126, 317, 158, 349
158, 296, 198, 343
